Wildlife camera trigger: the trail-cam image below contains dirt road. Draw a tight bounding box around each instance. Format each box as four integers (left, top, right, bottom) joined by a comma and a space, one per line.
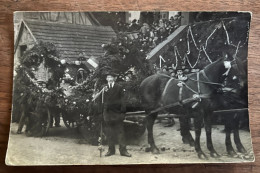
5, 120, 254, 165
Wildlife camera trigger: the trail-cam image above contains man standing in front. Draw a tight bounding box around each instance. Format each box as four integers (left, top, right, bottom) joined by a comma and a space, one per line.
103, 71, 132, 157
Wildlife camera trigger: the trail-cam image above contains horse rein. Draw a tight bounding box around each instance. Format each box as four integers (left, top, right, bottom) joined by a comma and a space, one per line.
188, 70, 224, 87
158, 69, 225, 87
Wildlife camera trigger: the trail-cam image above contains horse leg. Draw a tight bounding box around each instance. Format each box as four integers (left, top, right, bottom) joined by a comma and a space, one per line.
233, 113, 247, 153
146, 112, 159, 154
17, 108, 26, 134
179, 116, 194, 146
225, 123, 236, 156
204, 111, 220, 158
234, 129, 246, 153
194, 114, 208, 159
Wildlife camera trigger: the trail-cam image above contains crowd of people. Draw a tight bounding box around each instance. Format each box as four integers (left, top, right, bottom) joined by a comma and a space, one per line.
116, 15, 182, 54
153, 64, 199, 80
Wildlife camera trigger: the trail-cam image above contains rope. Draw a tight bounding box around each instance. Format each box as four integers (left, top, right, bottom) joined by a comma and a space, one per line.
233, 41, 241, 60
185, 49, 201, 68
205, 27, 217, 49
202, 45, 212, 63
188, 26, 200, 51
222, 21, 238, 47
175, 45, 186, 63
173, 46, 179, 69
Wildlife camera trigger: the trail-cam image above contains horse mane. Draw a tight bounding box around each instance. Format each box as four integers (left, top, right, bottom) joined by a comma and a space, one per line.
203, 57, 224, 72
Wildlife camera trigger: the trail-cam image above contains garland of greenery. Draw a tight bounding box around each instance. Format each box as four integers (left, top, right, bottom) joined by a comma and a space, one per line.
12, 41, 66, 136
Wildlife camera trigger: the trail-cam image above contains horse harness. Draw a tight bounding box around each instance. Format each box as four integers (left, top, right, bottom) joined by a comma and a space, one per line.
151, 71, 224, 115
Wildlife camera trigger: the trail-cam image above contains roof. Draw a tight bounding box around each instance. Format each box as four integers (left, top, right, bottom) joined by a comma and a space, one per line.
17, 19, 116, 62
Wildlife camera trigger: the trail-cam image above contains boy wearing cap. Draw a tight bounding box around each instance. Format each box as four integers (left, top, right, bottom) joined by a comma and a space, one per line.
103, 71, 131, 157
176, 68, 187, 81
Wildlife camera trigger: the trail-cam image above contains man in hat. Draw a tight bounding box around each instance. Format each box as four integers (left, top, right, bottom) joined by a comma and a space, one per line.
176, 67, 187, 81
103, 71, 131, 157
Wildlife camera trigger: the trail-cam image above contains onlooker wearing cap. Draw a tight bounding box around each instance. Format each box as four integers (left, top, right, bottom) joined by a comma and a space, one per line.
176, 67, 187, 81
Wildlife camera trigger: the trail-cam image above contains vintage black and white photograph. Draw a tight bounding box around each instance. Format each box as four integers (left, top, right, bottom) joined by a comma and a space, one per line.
6, 11, 253, 165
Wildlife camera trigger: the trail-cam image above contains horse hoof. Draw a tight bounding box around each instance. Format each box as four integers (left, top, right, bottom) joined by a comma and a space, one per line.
210, 152, 220, 158
228, 150, 237, 157
151, 148, 160, 154
198, 152, 208, 160
16, 131, 22, 134
238, 147, 247, 154
182, 137, 190, 145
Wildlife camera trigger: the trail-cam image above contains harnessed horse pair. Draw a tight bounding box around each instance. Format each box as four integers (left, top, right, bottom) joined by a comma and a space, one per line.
140, 57, 245, 159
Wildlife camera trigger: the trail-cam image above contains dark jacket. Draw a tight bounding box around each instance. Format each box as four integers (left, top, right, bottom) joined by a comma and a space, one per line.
103, 83, 126, 122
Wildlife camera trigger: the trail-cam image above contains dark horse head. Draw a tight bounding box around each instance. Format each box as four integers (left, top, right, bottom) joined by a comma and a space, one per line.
202, 57, 234, 86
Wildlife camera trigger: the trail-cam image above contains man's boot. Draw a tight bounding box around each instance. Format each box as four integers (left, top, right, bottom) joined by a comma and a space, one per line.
105, 146, 115, 157
119, 146, 132, 157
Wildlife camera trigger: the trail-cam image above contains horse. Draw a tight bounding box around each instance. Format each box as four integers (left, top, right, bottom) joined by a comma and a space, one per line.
213, 57, 248, 156
140, 57, 235, 159
214, 91, 248, 156
181, 57, 248, 157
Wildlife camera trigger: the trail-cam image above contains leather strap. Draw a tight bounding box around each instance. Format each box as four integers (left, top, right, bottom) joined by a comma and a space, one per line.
188, 70, 224, 86
197, 72, 200, 94
201, 70, 211, 82
162, 78, 174, 98
179, 85, 183, 102
149, 93, 211, 115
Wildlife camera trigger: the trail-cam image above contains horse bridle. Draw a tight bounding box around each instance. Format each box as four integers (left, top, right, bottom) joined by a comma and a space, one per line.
188, 70, 224, 87
190, 60, 243, 96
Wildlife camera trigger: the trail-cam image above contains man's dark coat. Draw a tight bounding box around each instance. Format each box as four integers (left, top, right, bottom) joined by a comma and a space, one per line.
103, 83, 126, 122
